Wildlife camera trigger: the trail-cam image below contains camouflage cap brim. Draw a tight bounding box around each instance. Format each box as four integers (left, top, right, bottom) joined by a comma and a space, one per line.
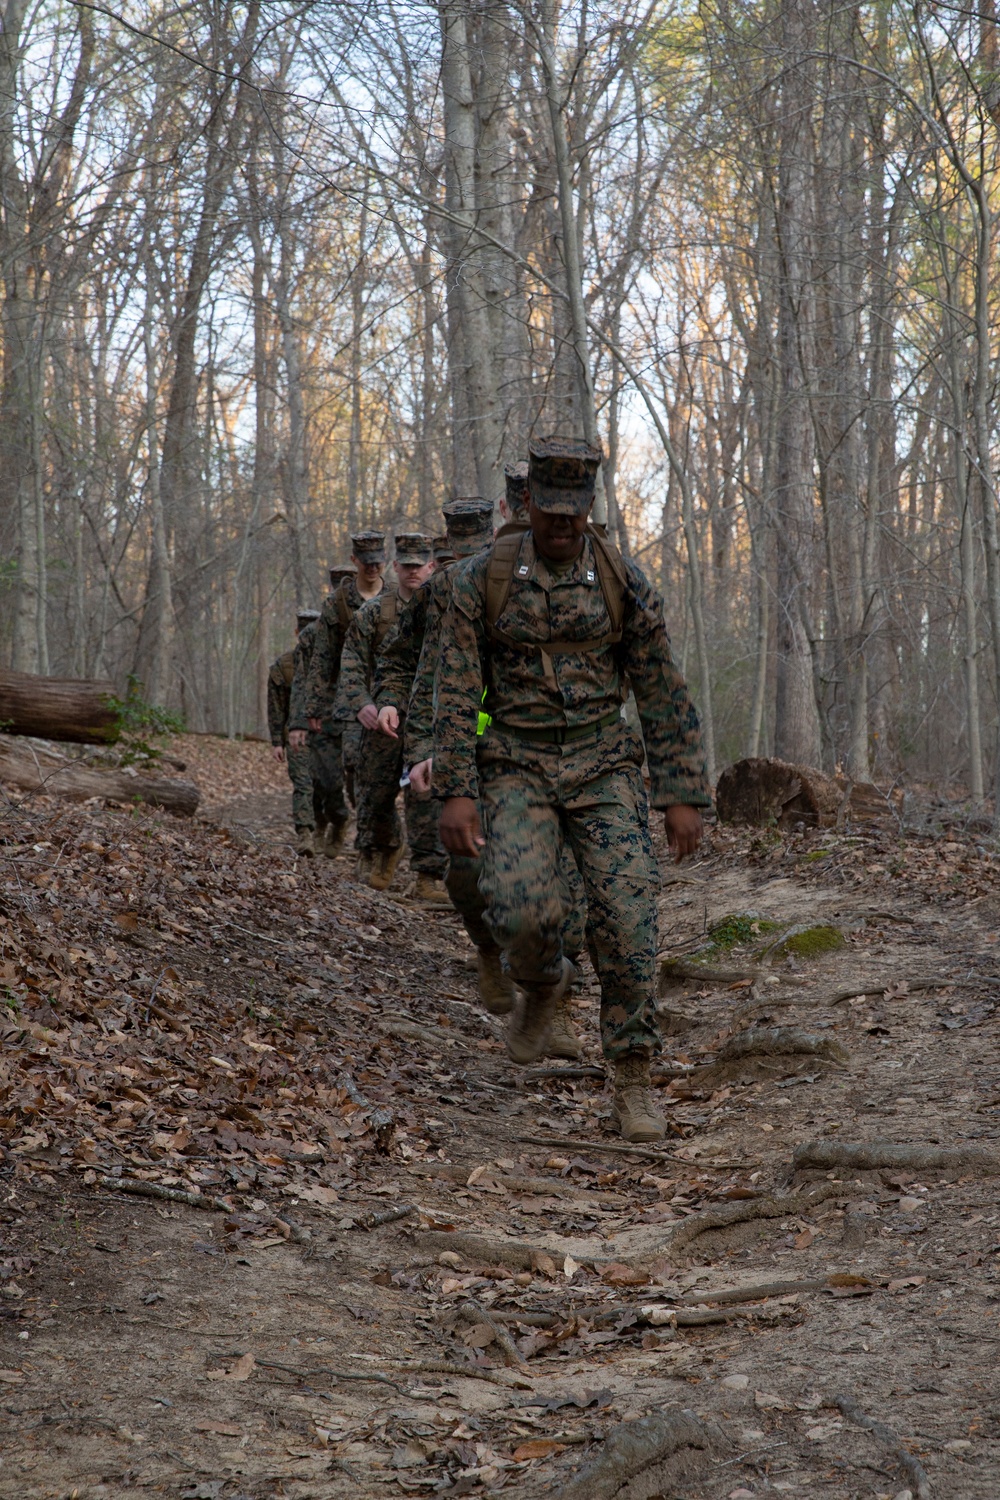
529, 437, 602, 516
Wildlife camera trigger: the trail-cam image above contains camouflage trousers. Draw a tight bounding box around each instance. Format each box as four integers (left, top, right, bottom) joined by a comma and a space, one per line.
477, 720, 661, 1061
356, 724, 447, 877
342, 721, 362, 808
286, 742, 324, 832
310, 723, 349, 829
446, 809, 587, 961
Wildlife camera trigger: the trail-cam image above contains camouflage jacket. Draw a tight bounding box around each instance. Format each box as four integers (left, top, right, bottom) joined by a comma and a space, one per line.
375, 564, 464, 764
433, 532, 711, 809
333, 589, 403, 720
267, 651, 295, 745
288, 621, 318, 732
298, 577, 382, 725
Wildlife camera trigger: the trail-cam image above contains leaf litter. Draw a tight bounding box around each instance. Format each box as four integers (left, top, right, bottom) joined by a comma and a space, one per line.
0, 745, 999, 1495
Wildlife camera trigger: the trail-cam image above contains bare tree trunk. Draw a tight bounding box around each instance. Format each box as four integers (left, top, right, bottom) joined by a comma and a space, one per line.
772, 0, 821, 765
439, 0, 502, 501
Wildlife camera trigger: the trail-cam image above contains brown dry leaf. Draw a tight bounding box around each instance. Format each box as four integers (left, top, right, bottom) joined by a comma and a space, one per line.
114, 912, 139, 932
563, 1254, 581, 1279
794, 1226, 816, 1250
754, 1390, 789, 1410
0, 1370, 23, 1384
888, 1275, 926, 1294
206, 1352, 256, 1381
194, 1419, 243, 1436
600, 1261, 649, 1287
529, 1251, 558, 1277
461, 1323, 496, 1349
512, 1439, 567, 1461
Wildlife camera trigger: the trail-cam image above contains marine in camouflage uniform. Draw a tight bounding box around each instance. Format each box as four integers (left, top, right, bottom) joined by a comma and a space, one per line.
334, 532, 443, 893
434, 438, 711, 1142
268, 608, 323, 856
294, 535, 386, 845
375, 501, 496, 940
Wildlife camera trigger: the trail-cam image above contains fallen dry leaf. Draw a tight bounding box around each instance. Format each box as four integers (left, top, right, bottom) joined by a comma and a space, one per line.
194, 1419, 243, 1435
0, 1370, 24, 1384
563, 1254, 580, 1279
512, 1439, 567, 1461
206, 1352, 255, 1381
888, 1275, 926, 1294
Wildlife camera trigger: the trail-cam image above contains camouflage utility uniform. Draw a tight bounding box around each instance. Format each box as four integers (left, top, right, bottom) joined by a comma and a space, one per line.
433, 528, 711, 1062
295, 575, 378, 815
268, 649, 323, 835
336, 589, 445, 876
290, 618, 345, 834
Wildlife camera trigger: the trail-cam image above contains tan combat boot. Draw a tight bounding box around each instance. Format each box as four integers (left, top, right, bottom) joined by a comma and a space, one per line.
325, 818, 349, 857
410, 873, 451, 905
477, 947, 515, 1016
610, 1054, 666, 1142
295, 828, 315, 857
355, 851, 374, 882
507, 959, 576, 1066
545, 994, 583, 1060
368, 846, 403, 891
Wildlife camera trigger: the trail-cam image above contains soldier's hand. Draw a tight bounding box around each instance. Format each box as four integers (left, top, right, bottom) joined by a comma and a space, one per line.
307, 717, 322, 733
410, 758, 433, 794
358, 704, 379, 731
664, 805, 703, 862
288, 730, 307, 751
377, 706, 400, 739
440, 797, 485, 857
271, 744, 286, 764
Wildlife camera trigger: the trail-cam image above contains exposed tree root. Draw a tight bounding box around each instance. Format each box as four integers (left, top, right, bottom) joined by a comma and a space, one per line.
550, 1407, 717, 1500
404, 1162, 618, 1201
794, 1140, 1000, 1175
516, 1133, 745, 1168
387, 1357, 532, 1388
715, 1027, 849, 1065
834, 1393, 932, 1498
456, 1299, 526, 1367
416, 1230, 612, 1271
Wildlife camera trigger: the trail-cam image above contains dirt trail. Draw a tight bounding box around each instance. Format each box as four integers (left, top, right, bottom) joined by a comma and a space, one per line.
1, 738, 999, 1497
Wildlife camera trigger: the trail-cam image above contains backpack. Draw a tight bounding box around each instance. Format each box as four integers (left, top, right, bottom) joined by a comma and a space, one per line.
278, 649, 295, 687
484, 522, 628, 654
335, 580, 353, 630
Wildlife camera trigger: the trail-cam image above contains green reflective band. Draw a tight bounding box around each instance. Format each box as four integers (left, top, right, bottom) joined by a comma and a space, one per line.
477, 688, 491, 737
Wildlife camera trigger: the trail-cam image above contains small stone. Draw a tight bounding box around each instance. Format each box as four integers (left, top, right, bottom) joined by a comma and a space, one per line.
740, 1429, 766, 1441
721, 1373, 751, 1390
899, 1195, 923, 1213
437, 1251, 462, 1268
945, 1439, 972, 1453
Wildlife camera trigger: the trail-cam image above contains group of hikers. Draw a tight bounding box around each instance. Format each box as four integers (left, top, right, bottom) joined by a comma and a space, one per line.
267, 438, 711, 1144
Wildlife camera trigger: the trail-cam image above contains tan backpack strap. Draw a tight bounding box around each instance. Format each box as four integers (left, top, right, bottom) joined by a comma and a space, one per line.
585, 526, 628, 636
375, 590, 399, 646
484, 524, 531, 628
279, 650, 295, 687
336, 581, 352, 629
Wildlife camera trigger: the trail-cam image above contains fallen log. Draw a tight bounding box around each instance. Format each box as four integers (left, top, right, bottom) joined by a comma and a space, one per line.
716, 756, 890, 828
794, 1140, 1000, 1175
0, 738, 200, 815
0, 669, 118, 744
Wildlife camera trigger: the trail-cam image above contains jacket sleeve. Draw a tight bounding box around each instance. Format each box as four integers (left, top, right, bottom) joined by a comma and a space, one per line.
620, 562, 712, 809
266, 665, 287, 745
333, 611, 373, 720
304, 608, 339, 721
431, 568, 487, 800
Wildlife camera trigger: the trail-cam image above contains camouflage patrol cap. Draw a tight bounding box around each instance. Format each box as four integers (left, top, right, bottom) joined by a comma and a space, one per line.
442, 497, 494, 557
296, 606, 321, 628
528, 437, 603, 515
351, 530, 386, 564
504, 461, 530, 520
394, 531, 432, 566
432, 533, 455, 564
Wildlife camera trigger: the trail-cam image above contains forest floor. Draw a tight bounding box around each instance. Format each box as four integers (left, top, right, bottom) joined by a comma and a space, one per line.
1, 733, 1000, 1499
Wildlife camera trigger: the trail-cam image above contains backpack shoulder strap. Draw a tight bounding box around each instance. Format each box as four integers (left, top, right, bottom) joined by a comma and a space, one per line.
485, 523, 531, 628
375, 589, 399, 646
279, 650, 295, 687
336, 581, 352, 629
585, 525, 628, 636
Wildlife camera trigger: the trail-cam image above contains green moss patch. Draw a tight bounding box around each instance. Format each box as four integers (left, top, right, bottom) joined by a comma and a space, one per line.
705, 914, 780, 951
771, 924, 845, 960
